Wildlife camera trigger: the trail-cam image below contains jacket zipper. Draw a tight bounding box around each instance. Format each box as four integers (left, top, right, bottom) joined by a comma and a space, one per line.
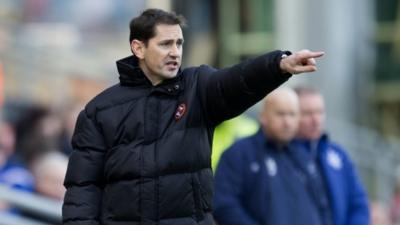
139, 141, 144, 225
154, 95, 160, 224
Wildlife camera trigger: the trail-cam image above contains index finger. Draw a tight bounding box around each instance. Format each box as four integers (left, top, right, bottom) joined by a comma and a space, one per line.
302, 51, 324, 59
310, 51, 324, 58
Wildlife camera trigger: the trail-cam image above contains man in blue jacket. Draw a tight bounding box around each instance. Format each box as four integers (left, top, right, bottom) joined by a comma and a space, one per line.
214, 88, 330, 225
294, 86, 370, 225
213, 86, 370, 225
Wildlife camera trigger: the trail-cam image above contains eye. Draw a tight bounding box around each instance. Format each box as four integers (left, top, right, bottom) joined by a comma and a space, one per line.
159, 41, 172, 47
160, 42, 169, 46
177, 40, 183, 46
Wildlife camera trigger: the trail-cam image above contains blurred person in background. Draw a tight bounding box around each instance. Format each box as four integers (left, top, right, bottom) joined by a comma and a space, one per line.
213, 88, 331, 225
15, 105, 63, 168
0, 119, 34, 213
294, 86, 370, 225
31, 151, 68, 201
62, 8, 324, 225
0, 64, 35, 213
24, 150, 67, 225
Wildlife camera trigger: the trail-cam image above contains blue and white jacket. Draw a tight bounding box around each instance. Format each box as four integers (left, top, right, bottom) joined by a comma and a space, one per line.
213, 130, 369, 225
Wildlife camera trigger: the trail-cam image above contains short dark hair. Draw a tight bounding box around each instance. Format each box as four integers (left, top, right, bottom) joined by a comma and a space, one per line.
129, 8, 186, 45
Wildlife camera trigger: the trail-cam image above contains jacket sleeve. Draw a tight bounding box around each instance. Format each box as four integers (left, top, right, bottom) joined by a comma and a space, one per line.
198, 50, 291, 125
213, 145, 260, 225
62, 110, 107, 225
345, 157, 370, 225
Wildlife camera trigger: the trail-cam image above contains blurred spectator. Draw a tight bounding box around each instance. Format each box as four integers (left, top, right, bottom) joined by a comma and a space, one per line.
0, 120, 34, 212
31, 151, 68, 201
371, 201, 391, 225
15, 105, 62, 166
213, 88, 321, 225
294, 86, 370, 225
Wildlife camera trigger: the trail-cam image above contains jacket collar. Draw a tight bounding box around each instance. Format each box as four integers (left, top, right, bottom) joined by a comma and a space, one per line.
117, 55, 151, 86
116, 55, 183, 95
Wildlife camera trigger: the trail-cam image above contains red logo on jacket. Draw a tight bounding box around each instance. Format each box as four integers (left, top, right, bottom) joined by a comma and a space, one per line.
175, 103, 186, 121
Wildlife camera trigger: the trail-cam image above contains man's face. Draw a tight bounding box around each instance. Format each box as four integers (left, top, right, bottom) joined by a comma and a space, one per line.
134, 24, 183, 85
260, 92, 299, 143
297, 94, 325, 140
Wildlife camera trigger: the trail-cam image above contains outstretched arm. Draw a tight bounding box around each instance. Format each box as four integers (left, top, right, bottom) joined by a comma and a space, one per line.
198, 49, 324, 125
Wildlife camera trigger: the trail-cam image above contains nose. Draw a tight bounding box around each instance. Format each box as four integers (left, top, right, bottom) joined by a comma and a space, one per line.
169, 44, 180, 58
282, 116, 291, 127
311, 114, 320, 125
284, 114, 297, 128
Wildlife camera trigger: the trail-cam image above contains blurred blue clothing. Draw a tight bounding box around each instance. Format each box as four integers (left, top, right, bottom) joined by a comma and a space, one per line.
213, 130, 327, 225
0, 156, 34, 191
296, 134, 370, 225
213, 130, 370, 225
0, 155, 35, 214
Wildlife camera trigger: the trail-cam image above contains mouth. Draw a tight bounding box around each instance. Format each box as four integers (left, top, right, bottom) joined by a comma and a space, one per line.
166, 61, 179, 70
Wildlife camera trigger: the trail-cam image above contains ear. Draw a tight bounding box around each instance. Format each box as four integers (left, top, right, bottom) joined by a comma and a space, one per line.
131, 40, 145, 59
259, 111, 268, 128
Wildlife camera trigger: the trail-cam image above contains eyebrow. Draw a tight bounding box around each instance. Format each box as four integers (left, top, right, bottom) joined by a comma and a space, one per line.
159, 38, 184, 44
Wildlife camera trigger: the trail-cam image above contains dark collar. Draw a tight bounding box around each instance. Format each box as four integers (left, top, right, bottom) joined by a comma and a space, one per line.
116, 55, 183, 95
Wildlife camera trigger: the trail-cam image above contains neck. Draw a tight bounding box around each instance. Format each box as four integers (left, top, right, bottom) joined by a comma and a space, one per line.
138, 61, 162, 86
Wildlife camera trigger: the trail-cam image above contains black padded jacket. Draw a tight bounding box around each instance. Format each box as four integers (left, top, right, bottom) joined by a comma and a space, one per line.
62, 50, 291, 225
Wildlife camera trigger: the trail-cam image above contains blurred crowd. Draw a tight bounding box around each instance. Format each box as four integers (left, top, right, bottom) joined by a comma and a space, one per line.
0, 101, 82, 214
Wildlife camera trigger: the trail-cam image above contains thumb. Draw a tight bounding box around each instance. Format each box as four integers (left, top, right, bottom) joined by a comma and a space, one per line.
294, 65, 317, 74
298, 50, 325, 59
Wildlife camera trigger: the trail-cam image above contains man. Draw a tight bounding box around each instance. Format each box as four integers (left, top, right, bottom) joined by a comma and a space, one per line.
31, 151, 68, 201
214, 88, 330, 225
0, 120, 34, 213
62, 8, 324, 225
294, 86, 370, 225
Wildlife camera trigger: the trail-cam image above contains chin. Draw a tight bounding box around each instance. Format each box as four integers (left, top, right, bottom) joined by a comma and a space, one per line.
164, 72, 178, 79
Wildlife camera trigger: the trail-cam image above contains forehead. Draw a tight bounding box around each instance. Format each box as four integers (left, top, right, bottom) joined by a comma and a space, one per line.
153, 24, 183, 40
299, 94, 324, 104
271, 101, 298, 113
263, 93, 298, 110
299, 94, 324, 109
263, 98, 299, 116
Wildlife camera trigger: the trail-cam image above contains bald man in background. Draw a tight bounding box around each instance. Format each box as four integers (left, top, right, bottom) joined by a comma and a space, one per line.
213, 88, 332, 225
